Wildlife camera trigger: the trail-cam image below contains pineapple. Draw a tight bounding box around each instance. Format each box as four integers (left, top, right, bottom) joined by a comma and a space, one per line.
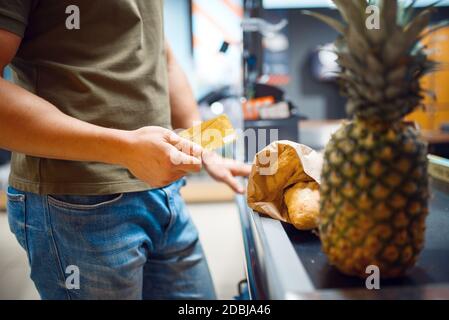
304, 0, 447, 278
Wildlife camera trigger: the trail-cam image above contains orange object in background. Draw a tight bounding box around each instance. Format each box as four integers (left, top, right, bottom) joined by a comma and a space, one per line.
242, 96, 275, 120
407, 26, 449, 130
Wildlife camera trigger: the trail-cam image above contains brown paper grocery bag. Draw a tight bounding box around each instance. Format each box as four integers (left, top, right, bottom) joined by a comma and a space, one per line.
246, 141, 323, 225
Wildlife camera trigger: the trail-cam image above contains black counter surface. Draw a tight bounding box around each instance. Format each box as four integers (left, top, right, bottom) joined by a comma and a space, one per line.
283, 178, 449, 290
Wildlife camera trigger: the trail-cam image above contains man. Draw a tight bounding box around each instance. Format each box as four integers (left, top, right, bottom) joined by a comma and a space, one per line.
0, 0, 250, 300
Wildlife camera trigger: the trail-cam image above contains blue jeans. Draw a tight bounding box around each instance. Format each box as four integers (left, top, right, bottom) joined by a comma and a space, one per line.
6, 179, 216, 300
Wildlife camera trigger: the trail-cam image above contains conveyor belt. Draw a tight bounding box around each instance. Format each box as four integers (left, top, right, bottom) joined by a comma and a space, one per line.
283, 178, 449, 290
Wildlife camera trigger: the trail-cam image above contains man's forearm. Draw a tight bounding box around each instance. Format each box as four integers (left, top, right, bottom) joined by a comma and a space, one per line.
166, 45, 201, 129
0, 77, 131, 166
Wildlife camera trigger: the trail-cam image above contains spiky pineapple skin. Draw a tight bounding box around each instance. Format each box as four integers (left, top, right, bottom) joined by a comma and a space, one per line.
319, 120, 429, 278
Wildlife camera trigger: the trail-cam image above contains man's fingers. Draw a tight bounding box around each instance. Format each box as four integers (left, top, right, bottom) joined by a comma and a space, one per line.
221, 171, 245, 194
202, 152, 251, 176
168, 145, 202, 172
220, 158, 251, 177
166, 130, 182, 145
229, 162, 252, 177
167, 131, 202, 158
176, 138, 202, 157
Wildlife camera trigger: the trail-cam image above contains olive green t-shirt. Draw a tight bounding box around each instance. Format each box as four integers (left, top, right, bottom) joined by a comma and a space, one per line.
0, 0, 171, 195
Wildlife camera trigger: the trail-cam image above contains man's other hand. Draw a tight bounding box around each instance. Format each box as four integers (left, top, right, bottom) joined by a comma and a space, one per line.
202, 151, 251, 194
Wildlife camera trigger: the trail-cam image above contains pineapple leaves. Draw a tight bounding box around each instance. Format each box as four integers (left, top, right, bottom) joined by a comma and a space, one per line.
383, 8, 434, 66
403, 8, 434, 50
382, 29, 406, 66
337, 52, 365, 75
405, 8, 434, 37
419, 19, 449, 40
381, 0, 398, 33
401, 0, 419, 25
402, 1, 442, 25
366, 0, 392, 45
332, 0, 366, 32
306, 0, 442, 120
346, 27, 370, 62
416, 0, 444, 14
301, 10, 345, 34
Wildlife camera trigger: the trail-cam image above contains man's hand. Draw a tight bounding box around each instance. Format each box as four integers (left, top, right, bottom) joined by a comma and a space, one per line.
202, 151, 252, 194
122, 126, 203, 188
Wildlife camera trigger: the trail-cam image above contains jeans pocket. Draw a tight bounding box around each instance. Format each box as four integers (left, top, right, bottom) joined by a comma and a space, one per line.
47, 193, 124, 212
161, 187, 176, 232
6, 188, 27, 252
161, 179, 190, 233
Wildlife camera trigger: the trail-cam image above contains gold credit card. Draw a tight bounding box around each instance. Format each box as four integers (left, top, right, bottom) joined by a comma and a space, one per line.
179, 114, 237, 151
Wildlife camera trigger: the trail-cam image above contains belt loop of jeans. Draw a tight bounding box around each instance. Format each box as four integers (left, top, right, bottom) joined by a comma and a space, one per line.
43, 196, 72, 300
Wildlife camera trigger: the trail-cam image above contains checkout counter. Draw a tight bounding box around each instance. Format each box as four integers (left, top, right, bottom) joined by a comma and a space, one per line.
236, 121, 449, 300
